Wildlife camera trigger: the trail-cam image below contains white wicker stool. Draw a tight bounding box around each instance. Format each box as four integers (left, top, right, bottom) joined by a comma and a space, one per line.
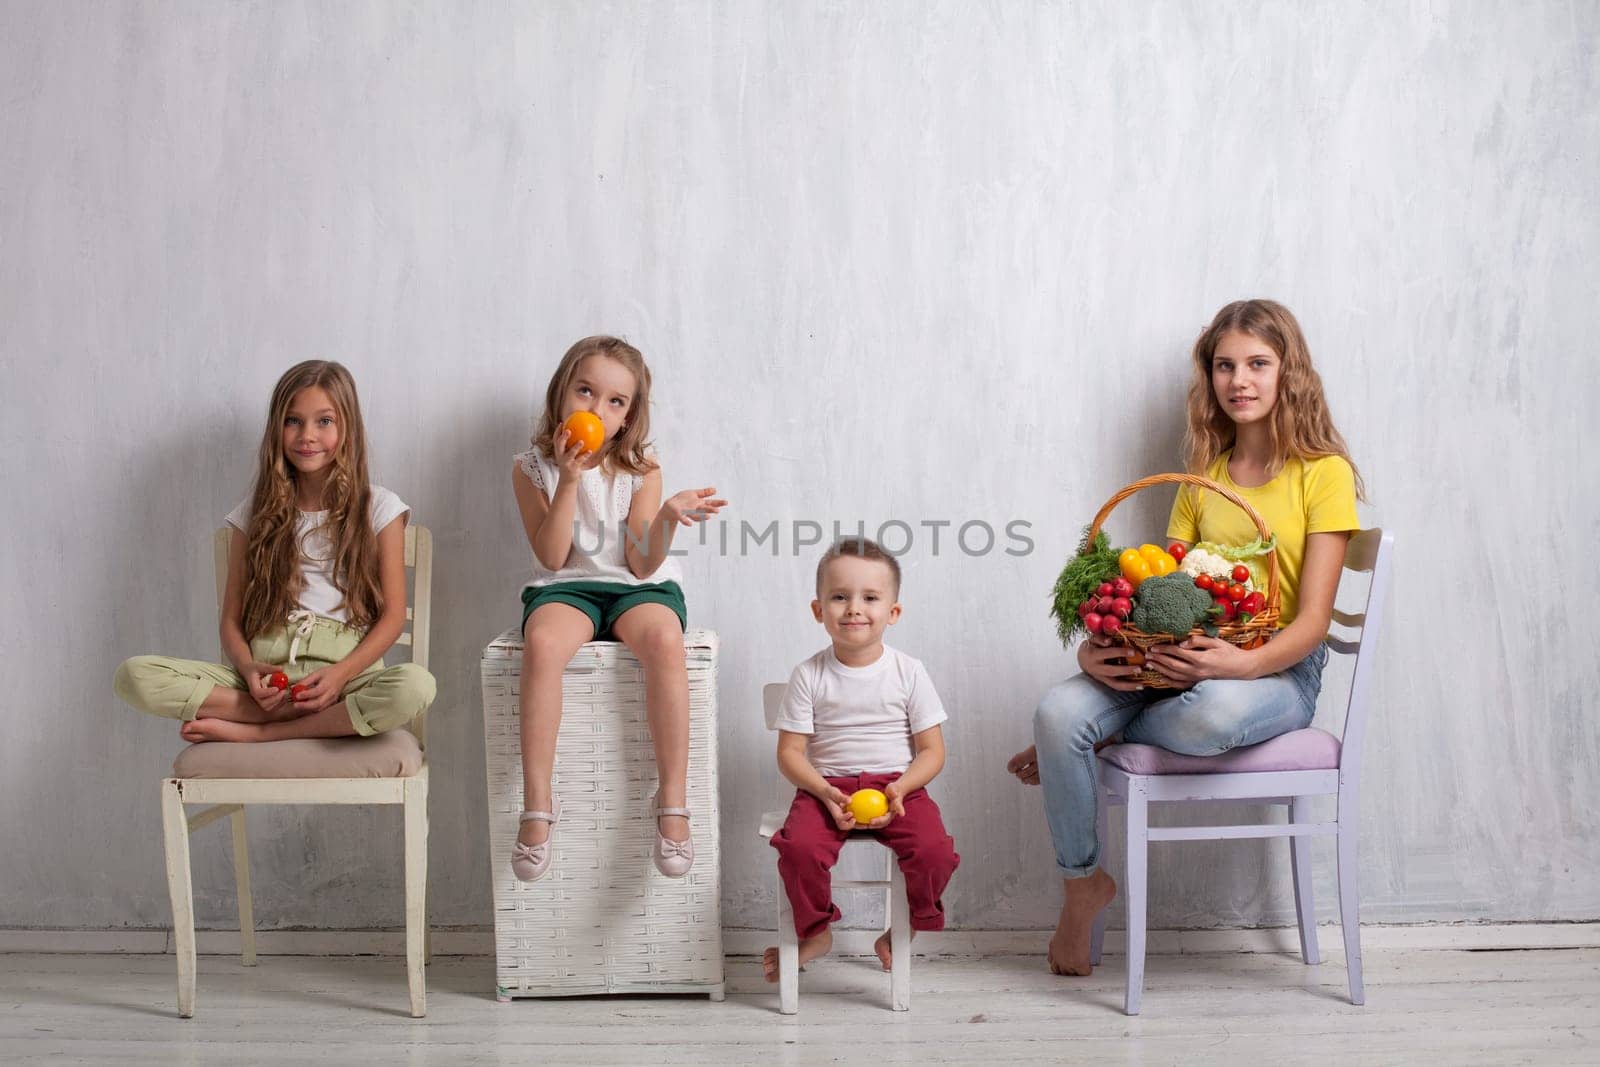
481, 628, 724, 1001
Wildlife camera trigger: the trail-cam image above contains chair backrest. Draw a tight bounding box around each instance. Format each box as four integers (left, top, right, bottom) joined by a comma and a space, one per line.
212, 523, 434, 749
763, 682, 786, 732
1323, 528, 1393, 782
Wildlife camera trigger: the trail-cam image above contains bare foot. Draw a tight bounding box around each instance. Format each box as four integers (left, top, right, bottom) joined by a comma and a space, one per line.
180, 718, 266, 744
762, 927, 833, 982
873, 928, 916, 971
1047, 867, 1117, 976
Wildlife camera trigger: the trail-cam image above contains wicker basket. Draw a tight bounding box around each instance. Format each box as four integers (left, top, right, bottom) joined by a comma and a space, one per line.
1085, 474, 1281, 688
480, 628, 724, 1000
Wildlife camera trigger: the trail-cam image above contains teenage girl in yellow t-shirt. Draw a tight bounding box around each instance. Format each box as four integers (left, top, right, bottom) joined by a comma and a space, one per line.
1007, 299, 1366, 979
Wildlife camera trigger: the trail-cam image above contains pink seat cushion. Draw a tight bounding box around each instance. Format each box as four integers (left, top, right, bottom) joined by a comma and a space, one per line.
172, 729, 424, 779
1097, 727, 1341, 776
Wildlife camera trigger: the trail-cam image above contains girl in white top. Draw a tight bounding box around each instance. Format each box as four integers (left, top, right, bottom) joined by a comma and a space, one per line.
509, 335, 727, 882
114, 361, 435, 743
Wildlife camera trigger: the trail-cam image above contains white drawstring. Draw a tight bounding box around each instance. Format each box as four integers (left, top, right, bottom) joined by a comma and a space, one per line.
285, 609, 318, 666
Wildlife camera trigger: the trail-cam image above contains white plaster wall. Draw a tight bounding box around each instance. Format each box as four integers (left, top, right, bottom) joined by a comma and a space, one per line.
2, 1, 1596, 933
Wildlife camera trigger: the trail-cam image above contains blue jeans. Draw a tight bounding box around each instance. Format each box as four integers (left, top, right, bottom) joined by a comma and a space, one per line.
1032, 643, 1329, 879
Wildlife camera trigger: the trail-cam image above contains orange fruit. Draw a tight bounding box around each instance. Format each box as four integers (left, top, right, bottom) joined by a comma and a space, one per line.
562, 411, 605, 454
848, 788, 889, 824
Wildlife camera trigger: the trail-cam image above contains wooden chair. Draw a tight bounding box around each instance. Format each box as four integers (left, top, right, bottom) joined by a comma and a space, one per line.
756, 682, 911, 1014
1091, 529, 1393, 1014
159, 524, 434, 1018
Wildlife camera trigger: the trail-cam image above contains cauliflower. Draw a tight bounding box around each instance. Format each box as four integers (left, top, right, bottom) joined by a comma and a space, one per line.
1179, 546, 1234, 582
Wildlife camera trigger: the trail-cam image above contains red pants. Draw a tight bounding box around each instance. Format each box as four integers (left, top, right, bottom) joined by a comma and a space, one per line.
770, 771, 961, 940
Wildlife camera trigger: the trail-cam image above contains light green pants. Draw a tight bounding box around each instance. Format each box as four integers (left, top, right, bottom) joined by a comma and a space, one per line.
113, 615, 435, 736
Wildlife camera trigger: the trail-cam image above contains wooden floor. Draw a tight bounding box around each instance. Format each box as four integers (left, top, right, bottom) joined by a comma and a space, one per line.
5, 946, 1597, 1064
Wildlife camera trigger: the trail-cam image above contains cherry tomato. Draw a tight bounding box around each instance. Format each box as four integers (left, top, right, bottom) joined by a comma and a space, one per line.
1231, 565, 1251, 584
268, 670, 289, 691
1227, 583, 1248, 602
1167, 543, 1187, 564
1195, 573, 1215, 593
291, 683, 308, 698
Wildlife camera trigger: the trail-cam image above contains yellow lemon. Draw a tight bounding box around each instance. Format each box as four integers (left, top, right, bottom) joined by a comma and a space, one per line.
848, 788, 889, 824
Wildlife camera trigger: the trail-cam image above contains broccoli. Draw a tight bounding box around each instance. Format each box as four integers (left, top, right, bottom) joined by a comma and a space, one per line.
1128, 572, 1215, 637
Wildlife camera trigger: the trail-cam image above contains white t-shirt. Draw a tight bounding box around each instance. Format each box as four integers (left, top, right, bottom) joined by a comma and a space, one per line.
225, 485, 410, 624
514, 449, 684, 589
777, 645, 949, 776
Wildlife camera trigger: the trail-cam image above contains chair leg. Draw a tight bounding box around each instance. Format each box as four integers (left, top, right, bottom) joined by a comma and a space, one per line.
777, 878, 799, 1015
1123, 782, 1148, 1016
889, 863, 910, 1011
1289, 796, 1320, 966
161, 780, 197, 1018
1089, 785, 1110, 966
230, 809, 257, 967
403, 775, 429, 1018
1337, 806, 1364, 1006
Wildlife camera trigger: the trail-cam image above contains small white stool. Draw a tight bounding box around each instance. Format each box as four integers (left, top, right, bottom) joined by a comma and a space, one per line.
480, 628, 724, 1000
757, 682, 911, 1014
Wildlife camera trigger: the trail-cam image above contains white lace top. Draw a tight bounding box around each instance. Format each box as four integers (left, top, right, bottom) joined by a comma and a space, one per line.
514, 449, 684, 589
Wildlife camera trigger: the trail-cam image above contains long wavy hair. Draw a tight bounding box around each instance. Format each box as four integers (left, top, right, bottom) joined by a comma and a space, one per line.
531, 335, 658, 476
1183, 299, 1367, 500
240, 361, 382, 640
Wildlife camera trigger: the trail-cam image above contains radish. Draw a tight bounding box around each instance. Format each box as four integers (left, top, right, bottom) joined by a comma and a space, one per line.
1101, 615, 1123, 635
1085, 612, 1105, 634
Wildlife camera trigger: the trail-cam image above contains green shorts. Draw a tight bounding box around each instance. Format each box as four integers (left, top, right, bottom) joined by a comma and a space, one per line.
520, 580, 687, 641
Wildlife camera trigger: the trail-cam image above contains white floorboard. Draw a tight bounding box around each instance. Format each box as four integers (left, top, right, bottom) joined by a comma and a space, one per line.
3, 947, 1597, 1064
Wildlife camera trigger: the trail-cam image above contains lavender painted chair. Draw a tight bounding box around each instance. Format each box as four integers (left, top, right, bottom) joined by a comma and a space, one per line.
1089, 528, 1392, 1015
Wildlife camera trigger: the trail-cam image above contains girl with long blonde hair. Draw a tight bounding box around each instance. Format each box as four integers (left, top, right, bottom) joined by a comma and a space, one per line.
114, 361, 435, 744
1009, 300, 1364, 978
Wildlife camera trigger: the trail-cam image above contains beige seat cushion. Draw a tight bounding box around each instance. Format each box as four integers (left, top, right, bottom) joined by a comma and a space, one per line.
172, 729, 424, 779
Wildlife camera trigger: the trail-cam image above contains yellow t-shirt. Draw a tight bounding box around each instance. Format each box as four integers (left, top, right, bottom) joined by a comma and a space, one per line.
1166, 453, 1360, 626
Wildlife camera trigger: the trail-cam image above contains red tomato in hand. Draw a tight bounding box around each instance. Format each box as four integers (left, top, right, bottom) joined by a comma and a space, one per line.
269, 671, 289, 691
1167, 543, 1187, 564
1226, 583, 1248, 603
291, 683, 308, 699
1196, 573, 1215, 593
1231, 565, 1251, 584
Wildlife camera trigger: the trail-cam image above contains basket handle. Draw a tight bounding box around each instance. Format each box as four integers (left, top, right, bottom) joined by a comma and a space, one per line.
1083, 473, 1280, 611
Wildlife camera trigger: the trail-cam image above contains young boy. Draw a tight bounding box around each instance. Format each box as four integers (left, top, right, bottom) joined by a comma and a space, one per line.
763, 537, 960, 982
